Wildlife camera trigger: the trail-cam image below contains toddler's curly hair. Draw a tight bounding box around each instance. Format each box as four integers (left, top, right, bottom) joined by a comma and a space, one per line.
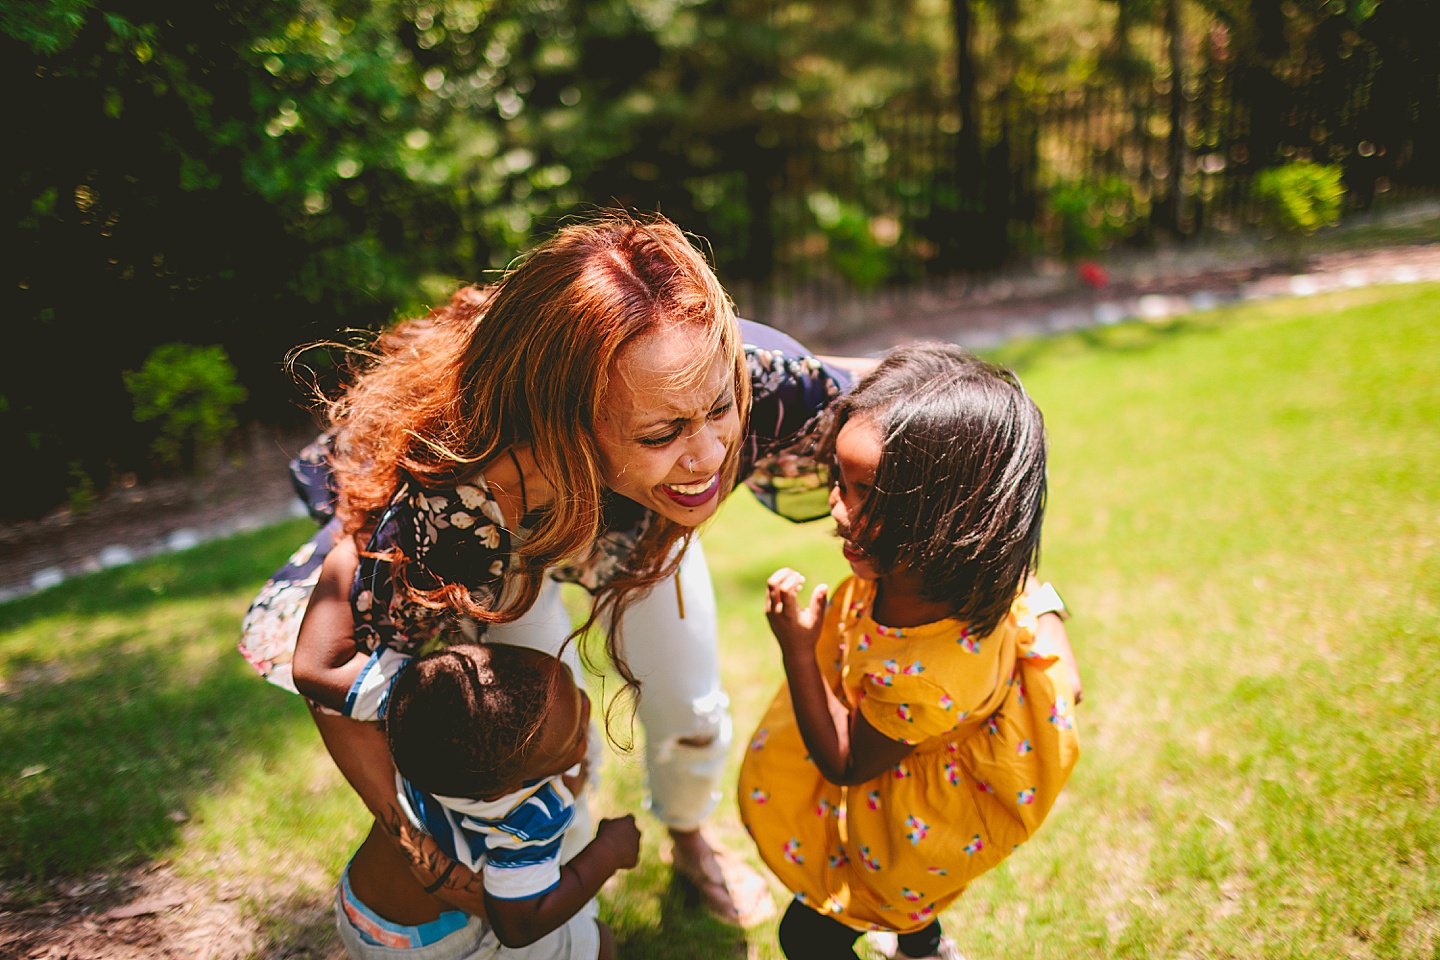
386, 643, 564, 799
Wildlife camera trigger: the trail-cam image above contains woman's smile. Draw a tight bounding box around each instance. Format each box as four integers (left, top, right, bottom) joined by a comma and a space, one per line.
662, 472, 721, 507
596, 324, 741, 526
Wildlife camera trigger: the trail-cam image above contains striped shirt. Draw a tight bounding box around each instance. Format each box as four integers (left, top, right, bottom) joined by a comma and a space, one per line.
346, 645, 576, 901
399, 773, 575, 900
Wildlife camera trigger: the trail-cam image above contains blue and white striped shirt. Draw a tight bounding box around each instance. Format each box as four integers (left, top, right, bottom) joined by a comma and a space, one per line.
346, 645, 576, 901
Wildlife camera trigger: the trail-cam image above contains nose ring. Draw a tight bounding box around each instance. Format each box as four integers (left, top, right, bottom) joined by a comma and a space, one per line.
686, 456, 700, 473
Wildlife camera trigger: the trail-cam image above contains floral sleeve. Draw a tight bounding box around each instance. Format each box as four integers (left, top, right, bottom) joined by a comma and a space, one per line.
289, 433, 338, 524
352, 474, 521, 654
737, 319, 852, 522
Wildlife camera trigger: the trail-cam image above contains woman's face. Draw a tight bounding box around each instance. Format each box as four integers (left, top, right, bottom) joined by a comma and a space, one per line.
595, 325, 741, 527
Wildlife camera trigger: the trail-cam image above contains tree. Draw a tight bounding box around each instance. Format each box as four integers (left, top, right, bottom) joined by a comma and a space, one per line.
1, 0, 467, 514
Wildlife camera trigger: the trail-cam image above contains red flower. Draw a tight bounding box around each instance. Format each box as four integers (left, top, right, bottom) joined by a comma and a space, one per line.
1077, 260, 1109, 289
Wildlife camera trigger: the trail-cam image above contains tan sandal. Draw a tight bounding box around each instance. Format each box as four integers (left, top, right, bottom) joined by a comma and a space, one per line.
668, 837, 777, 928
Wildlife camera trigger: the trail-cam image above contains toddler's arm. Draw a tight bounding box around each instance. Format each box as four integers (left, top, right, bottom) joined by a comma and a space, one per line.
1025, 576, 1083, 704
483, 815, 641, 948
293, 535, 368, 710
766, 568, 914, 785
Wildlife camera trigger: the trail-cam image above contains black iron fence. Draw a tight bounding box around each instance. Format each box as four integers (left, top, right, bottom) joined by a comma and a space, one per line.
730, 74, 1436, 322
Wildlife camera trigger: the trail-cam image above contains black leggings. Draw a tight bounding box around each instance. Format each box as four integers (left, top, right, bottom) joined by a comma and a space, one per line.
777, 899, 943, 960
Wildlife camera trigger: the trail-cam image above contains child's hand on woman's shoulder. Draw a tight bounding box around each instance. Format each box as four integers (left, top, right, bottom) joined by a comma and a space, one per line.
765, 568, 829, 663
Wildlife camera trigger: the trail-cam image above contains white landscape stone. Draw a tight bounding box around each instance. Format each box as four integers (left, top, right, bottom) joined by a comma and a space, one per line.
98, 545, 135, 568
1137, 294, 1174, 319
167, 529, 202, 551
1093, 302, 1130, 325
31, 568, 65, 591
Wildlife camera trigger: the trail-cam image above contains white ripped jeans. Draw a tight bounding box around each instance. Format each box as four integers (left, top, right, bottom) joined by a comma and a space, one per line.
485, 542, 729, 833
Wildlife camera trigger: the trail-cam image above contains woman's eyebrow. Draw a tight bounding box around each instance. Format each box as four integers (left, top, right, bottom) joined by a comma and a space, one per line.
632, 389, 731, 432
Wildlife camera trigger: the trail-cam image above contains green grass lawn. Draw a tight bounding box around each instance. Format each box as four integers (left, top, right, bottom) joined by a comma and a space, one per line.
2, 282, 1437, 958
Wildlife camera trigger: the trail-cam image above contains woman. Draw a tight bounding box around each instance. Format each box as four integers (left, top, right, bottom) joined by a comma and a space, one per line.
239, 213, 857, 951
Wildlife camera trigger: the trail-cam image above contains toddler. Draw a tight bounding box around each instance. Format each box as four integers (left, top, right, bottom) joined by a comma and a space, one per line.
738, 343, 1081, 959
301, 541, 639, 960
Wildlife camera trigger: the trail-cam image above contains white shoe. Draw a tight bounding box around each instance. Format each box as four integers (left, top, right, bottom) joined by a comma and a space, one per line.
864, 931, 899, 959
864, 930, 966, 960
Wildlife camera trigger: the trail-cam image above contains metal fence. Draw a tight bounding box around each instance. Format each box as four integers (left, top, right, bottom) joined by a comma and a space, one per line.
730, 73, 1436, 326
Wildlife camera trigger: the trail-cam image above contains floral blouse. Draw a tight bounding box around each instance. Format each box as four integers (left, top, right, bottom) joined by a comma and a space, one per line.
242, 320, 849, 682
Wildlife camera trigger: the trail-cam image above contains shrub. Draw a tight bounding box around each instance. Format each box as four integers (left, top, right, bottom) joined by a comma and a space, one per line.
1251, 162, 1345, 237
1046, 176, 1148, 258
806, 192, 896, 290
124, 344, 248, 470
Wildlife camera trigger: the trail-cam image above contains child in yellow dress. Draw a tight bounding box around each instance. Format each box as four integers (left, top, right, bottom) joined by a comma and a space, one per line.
738, 343, 1082, 959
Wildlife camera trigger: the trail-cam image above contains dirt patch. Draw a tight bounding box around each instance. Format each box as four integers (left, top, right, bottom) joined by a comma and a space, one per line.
0, 862, 341, 960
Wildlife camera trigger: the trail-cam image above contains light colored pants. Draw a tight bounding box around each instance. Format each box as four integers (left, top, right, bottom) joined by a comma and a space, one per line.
486, 541, 730, 833
334, 863, 600, 960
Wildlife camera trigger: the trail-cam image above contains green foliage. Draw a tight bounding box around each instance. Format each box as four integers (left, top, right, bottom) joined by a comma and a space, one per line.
0, 0, 96, 53
5, 0, 1436, 518
65, 460, 97, 514
2, 0, 952, 518
1251, 162, 1345, 236
124, 344, 247, 469
1046, 176, 1147, 257
804, 191, 897, 290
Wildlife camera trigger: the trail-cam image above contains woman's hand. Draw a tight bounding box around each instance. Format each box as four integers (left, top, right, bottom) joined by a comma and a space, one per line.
764, 568, 828, 663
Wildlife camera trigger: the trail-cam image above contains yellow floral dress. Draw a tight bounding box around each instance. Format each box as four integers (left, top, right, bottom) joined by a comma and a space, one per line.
737, 577, 1080, 933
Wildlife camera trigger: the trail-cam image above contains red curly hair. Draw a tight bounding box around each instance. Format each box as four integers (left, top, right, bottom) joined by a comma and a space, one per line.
325, 213, 748, 696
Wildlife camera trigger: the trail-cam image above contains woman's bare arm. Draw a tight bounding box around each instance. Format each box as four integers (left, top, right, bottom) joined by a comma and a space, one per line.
815, 354, 880, 381
293, 537, 367, 709
294, 542, 492, 916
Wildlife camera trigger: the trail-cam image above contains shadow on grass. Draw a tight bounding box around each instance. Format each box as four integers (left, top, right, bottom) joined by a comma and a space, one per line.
243, 876, 754, 960
614, 874, 751, 959
0, 642, 315, 884
0, 521, 317, 886
251, 889, 344, 959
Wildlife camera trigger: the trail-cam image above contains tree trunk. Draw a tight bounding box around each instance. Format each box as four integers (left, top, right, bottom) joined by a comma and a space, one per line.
1164, 0, 1188, 236
950, 0, 984, 185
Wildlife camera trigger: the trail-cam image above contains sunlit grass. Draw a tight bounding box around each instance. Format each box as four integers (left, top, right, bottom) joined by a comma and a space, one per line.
1, 283, 1437, 957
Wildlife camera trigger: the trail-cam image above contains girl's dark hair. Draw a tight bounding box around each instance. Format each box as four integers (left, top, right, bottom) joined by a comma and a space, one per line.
386, 643, 562, 798
818, 342, 1047, 637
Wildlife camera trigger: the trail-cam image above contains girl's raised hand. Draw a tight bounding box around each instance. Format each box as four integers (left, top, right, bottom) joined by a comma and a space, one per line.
765, 567, 828, 660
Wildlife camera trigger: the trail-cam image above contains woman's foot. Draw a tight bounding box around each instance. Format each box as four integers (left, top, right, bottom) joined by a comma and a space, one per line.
668, 827, 776, 927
